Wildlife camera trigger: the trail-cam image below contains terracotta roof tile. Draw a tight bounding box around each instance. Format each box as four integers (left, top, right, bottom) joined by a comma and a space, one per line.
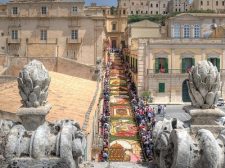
0, 71, 97, 128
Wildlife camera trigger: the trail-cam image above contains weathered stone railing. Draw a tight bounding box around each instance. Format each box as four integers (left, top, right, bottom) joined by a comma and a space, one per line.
0, 75, 16, 84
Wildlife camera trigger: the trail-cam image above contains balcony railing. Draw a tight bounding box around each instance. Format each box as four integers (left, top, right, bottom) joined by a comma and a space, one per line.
147, 69, 225, 75
7, 38, 21, 44
67, 37, 82, 44
148, 38, 225, 44
27, 38, 57, 44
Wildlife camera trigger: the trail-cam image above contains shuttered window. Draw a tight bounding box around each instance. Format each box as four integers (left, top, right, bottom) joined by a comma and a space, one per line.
155, 58, 168, 73
208, 58, 220, 71
181, 58, 195, 73
159, 83, 165, 93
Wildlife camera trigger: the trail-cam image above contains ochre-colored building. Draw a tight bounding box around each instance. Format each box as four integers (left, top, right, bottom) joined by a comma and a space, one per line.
0, 1, 127, 67
118, 0, 170, 15
104, 6, 128, 49
127, 13, 225, 103
168, 0, 192, 13
192, 0, 225, 13
124, 20, 162, 84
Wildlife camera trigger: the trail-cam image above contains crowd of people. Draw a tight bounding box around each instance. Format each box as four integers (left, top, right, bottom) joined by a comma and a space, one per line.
99, 56, 111, 162
99, 50, 160, 162
121, 54, 156, 162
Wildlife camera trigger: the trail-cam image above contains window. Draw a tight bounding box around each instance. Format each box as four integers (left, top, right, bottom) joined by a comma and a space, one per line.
123, 10, 126, 14
216, 1, 218, 6
141, 2, 143, 5
155, 58, 168, 73
223, 1, 225, 6
173, 24, 180, 38
151, 11, 153, 14
184, 24, 190, 38
207, 1, 209, 6
132, 2, 134, 5
150, 3, 153, 7
146, 11, 148, 14
72, 6, 78, 12
163, 4, 166, 8
141, 11, 143, 14
136, 11, 138, 14
201, 1, 203, 5
40, 30, 47, 40
182, 58, 195, 73
208, 57, 220, 71
194, 24, 200, 38
41, 6, 47, 15
156, 11, 158, 14
156, 4, 159, 7
112, 23, 116, 31
12, 7, 18, 15
124, 3, 126, 6
12, 30, 18, 40
159, 83, 165, 93
71, 30, 78, 39
131, 11, 133, 14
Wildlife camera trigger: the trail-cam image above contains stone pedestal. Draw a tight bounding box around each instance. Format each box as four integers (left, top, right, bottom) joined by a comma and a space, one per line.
183, 105, 225, 135
16, 104, 51, 131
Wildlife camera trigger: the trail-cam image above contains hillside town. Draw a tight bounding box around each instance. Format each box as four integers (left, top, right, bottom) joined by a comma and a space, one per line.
0, 0, 225, 168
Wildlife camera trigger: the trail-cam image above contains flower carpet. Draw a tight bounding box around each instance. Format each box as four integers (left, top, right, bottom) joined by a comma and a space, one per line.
109, 54, 142, 162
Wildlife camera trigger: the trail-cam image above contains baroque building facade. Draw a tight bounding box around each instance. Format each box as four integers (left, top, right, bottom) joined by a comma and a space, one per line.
168, 0, 192, 13
125, 13, 225, 103
0, 0, 127, 67
192, 0, 225, 13
118, 0, 170, 15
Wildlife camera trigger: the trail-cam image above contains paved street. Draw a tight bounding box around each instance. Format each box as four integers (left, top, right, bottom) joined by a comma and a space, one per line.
152, 105, 191, 123
153, 104, 225, 125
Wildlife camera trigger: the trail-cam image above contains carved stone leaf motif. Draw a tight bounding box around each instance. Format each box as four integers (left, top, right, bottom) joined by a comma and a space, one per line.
205, 92, 215, 107
17, 60, 51, 108
188, 60, 221, 109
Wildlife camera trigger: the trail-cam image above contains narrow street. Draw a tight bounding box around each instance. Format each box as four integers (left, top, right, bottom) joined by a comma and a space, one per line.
109, 53, 142, 162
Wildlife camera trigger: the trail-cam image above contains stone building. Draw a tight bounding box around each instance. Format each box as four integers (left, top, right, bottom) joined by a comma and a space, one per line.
0, 0, 127, 68
118, 0, 170, 15
104, 6, 128, 49
126, 13, 225, 103
192, 0, 225, 13
0, 0, 106, 66
168, 0, 192, 13
124, 20, 162, 84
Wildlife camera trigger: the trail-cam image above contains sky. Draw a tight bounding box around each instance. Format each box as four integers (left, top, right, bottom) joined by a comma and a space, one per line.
0, 0, 117, 6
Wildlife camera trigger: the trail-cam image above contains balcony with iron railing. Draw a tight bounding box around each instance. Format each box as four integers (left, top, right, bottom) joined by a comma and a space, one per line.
66, 37, 82, 44
27, 38, 57, 44
147, 69, 225, 76
147, 38, 225, 45
7, 38, 21, 44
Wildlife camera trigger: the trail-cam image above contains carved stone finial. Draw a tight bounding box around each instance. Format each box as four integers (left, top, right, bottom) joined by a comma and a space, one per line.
188, 60, 221, 109
17, 60, 51, 108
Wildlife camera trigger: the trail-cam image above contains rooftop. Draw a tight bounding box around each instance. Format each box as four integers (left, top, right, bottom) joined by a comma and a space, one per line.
8, 0, 85, 3
0, 71, 98, 132
172, 13, 225, 19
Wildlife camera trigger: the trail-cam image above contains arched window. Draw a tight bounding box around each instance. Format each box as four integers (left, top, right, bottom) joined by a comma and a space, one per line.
194, 24, 200, 38
184, 24, 190, 38
150, 3, 153, 7
173, 24, 180, 38
201, 1, 203, 5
